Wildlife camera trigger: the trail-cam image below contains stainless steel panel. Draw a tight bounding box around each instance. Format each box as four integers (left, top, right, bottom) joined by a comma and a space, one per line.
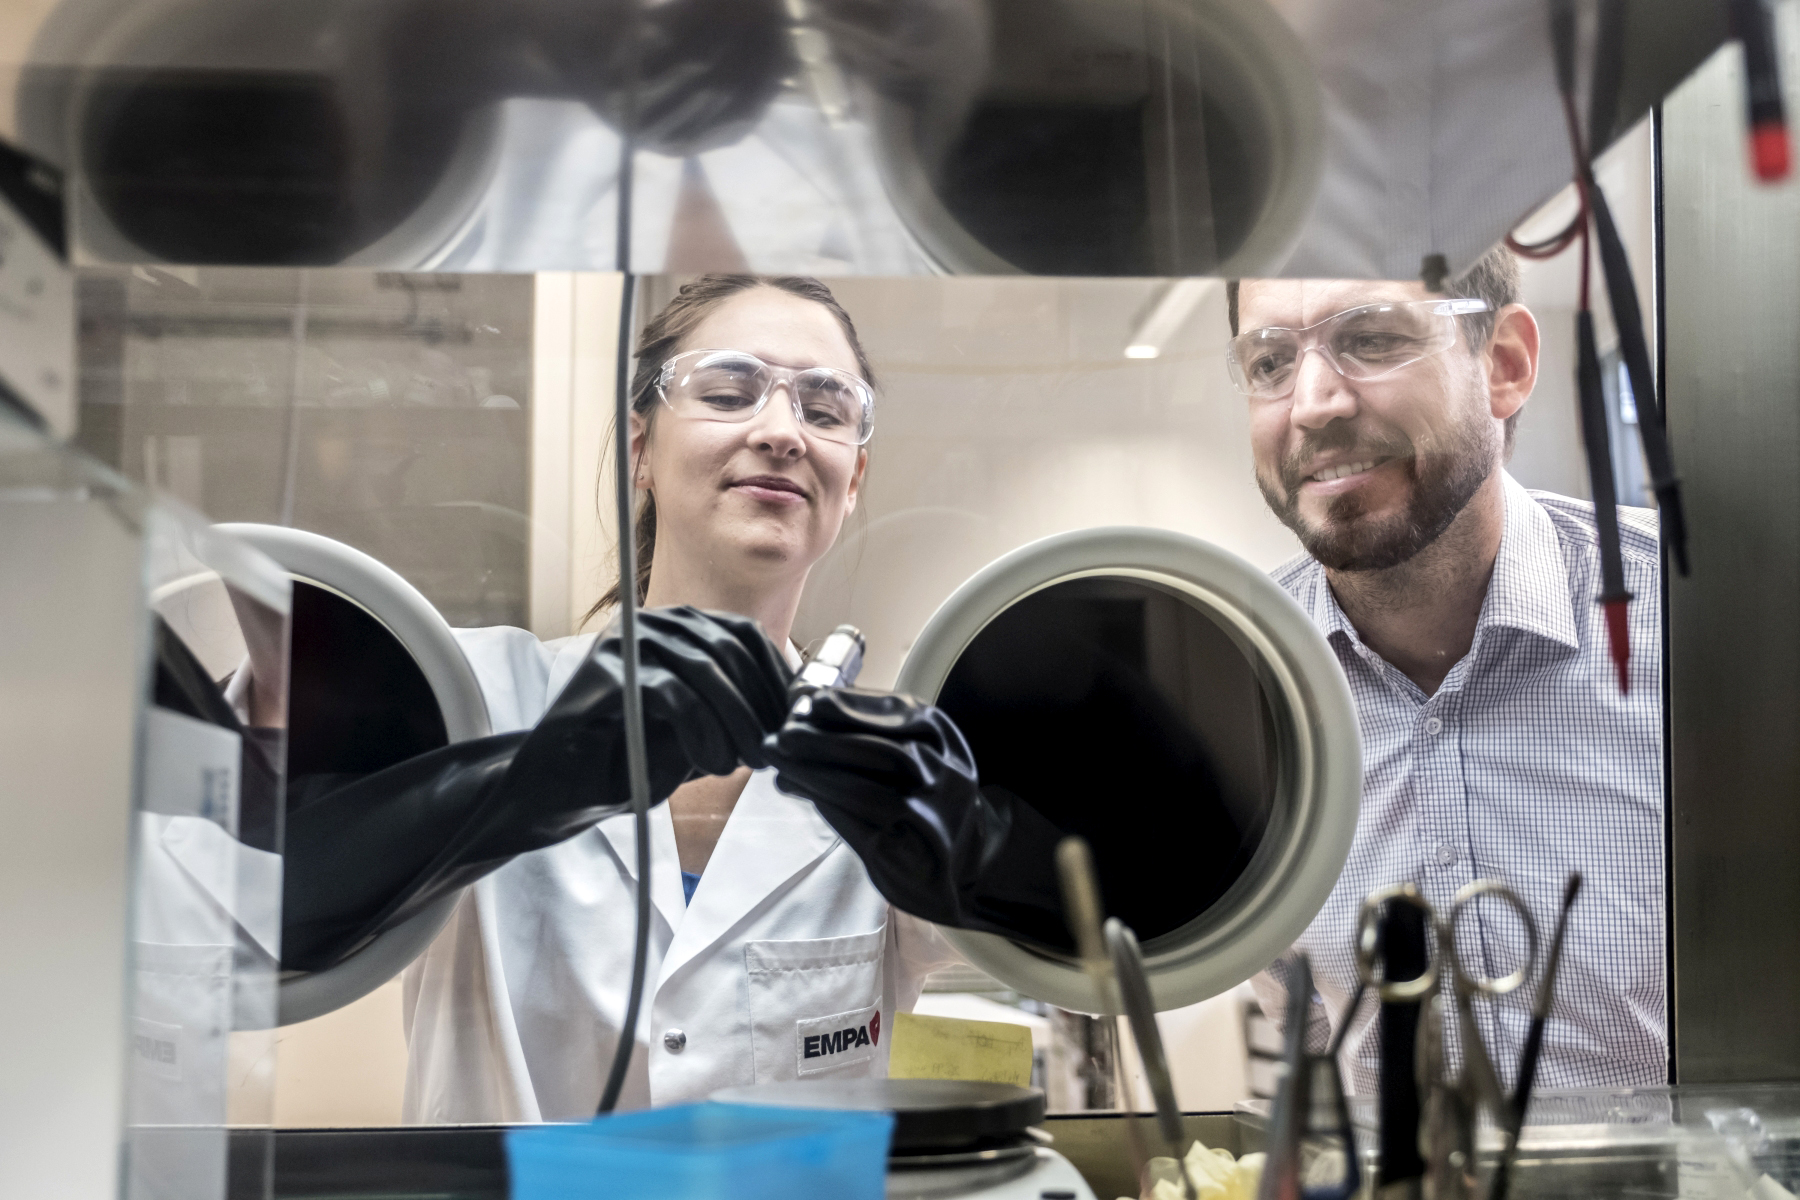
1661, 14, 1800, 1083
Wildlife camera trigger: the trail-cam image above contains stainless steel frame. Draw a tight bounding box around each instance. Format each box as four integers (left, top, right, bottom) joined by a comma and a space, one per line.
1661, 20, 1800, 1083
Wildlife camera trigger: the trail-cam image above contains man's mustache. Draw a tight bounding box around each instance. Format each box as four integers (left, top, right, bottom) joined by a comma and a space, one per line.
1277, 428, 1416, 492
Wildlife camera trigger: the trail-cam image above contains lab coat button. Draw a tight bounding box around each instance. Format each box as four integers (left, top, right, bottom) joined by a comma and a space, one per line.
1424, 717, 1443, 736
663, 1029, 687, 1053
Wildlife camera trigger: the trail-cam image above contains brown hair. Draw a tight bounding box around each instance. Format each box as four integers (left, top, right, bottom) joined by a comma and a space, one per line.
585, 274, 876, 625
1225, 245, 1526, 448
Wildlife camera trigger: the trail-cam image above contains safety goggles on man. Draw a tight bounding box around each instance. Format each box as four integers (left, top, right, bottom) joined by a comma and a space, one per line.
656, 349, 875, 446
1225, 298, 1491, 400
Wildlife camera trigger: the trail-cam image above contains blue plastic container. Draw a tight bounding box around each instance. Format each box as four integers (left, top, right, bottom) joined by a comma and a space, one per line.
506, 1102, 894, 1199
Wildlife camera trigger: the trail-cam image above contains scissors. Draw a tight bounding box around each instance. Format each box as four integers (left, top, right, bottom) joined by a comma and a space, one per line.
1355, 881, 1540, 1200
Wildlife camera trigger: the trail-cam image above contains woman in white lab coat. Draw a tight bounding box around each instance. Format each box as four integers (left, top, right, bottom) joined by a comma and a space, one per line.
397, 276, 977, 1120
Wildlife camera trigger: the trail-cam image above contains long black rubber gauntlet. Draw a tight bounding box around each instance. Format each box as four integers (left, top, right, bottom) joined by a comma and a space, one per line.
763, 688, 1072, 952
281, 607, 792, 972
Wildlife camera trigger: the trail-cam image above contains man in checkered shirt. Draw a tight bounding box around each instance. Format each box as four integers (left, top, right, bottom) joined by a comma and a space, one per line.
1231, 248, 1665, 1095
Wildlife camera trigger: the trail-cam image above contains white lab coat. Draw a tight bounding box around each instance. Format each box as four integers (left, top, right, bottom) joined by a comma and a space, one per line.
400, 625, 958, 1121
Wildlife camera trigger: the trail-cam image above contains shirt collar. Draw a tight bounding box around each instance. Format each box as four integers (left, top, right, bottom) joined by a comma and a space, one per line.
1298, 472, 1580, 657
1304, 572, 1360, 647
1479, 473, 1580, 651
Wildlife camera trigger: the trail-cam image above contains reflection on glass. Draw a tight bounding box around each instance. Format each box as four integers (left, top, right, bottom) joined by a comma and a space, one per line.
135, 507, 292, 1200
935, 575, 1275, 943
875, 0, 1260, 275
74, 268, 533, 626
25, 0, 1316, 276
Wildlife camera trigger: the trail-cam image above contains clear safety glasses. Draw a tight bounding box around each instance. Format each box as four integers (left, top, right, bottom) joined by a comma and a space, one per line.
1225, 298, 1491, 400
656, 349, 875, 446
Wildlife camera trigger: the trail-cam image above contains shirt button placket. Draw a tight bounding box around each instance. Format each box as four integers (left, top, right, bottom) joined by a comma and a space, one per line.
1423, 708, 1452, 872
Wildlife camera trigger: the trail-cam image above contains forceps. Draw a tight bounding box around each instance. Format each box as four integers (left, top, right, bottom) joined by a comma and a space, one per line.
1355, 881, 1540, 1200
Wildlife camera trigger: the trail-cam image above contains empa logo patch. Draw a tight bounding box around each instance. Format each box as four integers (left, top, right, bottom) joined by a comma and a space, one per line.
795, 1004, 881, 1076
805, 1011, 879, 1059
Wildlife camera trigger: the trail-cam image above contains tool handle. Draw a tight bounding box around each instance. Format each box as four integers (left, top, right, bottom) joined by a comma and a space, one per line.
1376, 902, 1429, 1187
1489, 1017, 1547, 1200
1512, 1019, 1548, 1130
1534, 873, 1584, 1020
1056, 836, 1126, 1024
1258, 956, 1314, 1200
1494, 873, 1580, 1200
1107, 918, 1185, 1150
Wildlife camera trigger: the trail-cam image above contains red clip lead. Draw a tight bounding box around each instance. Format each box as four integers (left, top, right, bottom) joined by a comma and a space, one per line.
1601, 598, 1631, 694
1751, 121, 1791, 182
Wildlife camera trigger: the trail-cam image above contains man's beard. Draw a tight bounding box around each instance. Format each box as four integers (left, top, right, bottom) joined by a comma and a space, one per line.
1258, 416, 1498, 572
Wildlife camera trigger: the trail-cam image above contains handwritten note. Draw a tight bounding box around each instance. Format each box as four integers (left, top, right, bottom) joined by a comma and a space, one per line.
886, 1012, 1033, 1087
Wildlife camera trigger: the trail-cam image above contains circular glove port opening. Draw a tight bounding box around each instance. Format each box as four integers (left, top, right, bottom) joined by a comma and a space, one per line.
216, 524, 489, 1026
896, 527, 1360, 1014
862, 0, 1323, 277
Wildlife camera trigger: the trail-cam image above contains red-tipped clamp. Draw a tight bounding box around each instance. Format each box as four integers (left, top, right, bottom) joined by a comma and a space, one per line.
1733, 0, 1791, 183
1602, 598, 1631, 694
1751, 121, 1792, 182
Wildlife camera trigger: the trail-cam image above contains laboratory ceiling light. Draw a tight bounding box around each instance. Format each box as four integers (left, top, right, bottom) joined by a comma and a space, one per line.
1124, 278, 1219, 360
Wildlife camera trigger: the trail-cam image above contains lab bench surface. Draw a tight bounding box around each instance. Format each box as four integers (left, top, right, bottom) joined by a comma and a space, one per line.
227, 1112, 1248, 1200
229, 1102, 1708, 1200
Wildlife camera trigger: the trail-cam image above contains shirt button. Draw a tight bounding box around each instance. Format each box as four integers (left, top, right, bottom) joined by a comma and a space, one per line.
1424, 717, 1443, 736
663, 1029, 687, 1054
1435, 843, 1457, 867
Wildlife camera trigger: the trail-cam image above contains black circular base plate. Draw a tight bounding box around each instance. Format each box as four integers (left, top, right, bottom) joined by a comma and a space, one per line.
709, 1079, 1047, 1153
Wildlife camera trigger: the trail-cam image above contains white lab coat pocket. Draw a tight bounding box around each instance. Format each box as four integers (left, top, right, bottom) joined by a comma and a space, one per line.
745, 924, 886, 1084
128, 941, 233, 1200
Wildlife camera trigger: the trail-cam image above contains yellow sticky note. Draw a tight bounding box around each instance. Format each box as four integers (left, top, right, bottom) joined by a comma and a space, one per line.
886, 1011, 1033, 1087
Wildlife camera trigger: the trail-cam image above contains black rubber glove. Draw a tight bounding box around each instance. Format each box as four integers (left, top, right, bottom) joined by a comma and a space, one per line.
763, 688, 1072, 952
281, 607, 792, 972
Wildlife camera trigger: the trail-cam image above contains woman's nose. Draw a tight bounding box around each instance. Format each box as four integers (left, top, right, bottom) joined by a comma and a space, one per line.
745, 383, 807, 457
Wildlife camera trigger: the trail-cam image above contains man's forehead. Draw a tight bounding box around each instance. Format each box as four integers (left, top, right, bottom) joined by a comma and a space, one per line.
1238, 278, 1433, 330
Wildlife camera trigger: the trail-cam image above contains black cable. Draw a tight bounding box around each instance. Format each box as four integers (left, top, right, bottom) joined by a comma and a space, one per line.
1507, 3, 1586, 264
1374, 904, 1427, 1189
596, 1, 649, 1117
1588, 185, 1689, 574
1574, 0, 1690, 577
1543, 0, 1634, 693
1586, 0, 1628, 153
1575, 305, 1634, 692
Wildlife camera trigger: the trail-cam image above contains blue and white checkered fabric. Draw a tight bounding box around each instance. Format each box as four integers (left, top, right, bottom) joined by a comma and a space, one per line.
1250, 472, 1665, 1097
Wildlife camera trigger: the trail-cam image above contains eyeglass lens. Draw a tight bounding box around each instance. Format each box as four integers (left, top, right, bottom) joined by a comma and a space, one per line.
668, 353, 868, 443
1232, 303, 1461, 397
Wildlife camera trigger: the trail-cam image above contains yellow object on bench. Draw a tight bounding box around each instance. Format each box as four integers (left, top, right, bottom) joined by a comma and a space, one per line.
886, 1012, 1034, 1087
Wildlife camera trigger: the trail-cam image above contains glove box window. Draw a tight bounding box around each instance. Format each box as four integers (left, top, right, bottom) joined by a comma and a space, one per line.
935, 575, 1276, 943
